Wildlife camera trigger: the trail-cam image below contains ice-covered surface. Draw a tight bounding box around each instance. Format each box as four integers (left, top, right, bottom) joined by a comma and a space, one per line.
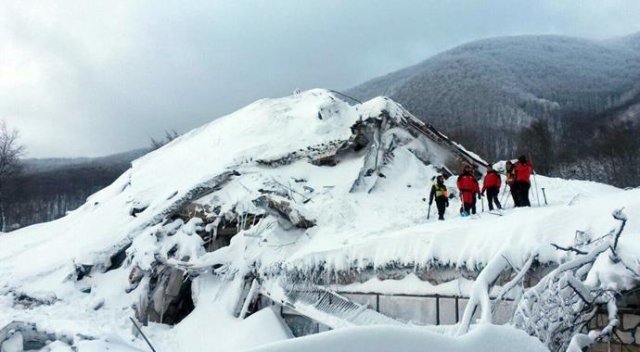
333, 274, 475, 296
0, 89, 637, 351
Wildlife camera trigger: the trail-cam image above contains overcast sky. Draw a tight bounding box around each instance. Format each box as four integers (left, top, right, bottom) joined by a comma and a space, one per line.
2, 1, 640, 158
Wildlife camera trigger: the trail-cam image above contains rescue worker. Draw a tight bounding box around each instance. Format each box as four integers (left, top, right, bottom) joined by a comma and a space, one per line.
429, 175, 449, 220
505, 160, 517, 206
457, 164, 479, 216
471, 165, 480, 214
513, 155, 533, 207
482, 164, 502, 211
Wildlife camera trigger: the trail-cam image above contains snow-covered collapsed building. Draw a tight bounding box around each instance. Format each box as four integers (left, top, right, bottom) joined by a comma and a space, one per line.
0, 89, 639, 352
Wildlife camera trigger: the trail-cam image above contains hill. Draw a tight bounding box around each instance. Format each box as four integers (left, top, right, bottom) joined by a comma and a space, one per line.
348, 33, 640, 186
19, 149, 147, 175
2, 149, 147, 231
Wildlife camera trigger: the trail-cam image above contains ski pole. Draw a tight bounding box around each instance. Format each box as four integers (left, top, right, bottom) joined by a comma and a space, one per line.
532, 169, 541, 207
427, 202, 432, 220
480, 195, 485, 212
541, 187, 548, 206
504, 189, 510, 208
529, 154, 541, 207
499, 183, 508, 206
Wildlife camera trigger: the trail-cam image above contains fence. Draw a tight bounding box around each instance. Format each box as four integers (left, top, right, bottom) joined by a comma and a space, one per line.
275, 289, 640, 350
276, 291, 514, 336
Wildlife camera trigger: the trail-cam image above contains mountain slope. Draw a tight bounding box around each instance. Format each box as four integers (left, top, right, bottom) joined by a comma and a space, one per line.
347, 33, 640, 183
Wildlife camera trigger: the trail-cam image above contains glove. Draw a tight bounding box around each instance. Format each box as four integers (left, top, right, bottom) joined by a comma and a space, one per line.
429, 200, 433, 206
445, 201, 449, 208
477, 193, 482, 199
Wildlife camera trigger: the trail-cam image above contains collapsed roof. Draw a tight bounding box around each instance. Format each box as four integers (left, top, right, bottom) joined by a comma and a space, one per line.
0, 89, 636, 351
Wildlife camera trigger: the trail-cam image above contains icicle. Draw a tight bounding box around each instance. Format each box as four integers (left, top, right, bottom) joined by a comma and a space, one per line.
239, 279, 260, 319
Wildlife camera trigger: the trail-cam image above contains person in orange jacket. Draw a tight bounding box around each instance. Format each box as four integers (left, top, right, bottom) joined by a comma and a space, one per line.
457, 164, 479, 216
482, 164, 502, 211
513, 155, 533, 207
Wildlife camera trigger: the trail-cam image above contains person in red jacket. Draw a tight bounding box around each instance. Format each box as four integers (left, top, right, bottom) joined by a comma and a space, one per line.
457, 164, 479, 216
482, 164, 502, 211
505, 160, 517, 206
513, 155, 533, 207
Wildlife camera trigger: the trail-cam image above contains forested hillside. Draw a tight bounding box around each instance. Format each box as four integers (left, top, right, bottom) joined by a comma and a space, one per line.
348, 33, 640, 186
2, 149, 146, 231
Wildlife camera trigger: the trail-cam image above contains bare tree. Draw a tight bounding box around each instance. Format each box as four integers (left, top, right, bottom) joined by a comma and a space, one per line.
0, 120, 25, 232
150, 130, 180, 151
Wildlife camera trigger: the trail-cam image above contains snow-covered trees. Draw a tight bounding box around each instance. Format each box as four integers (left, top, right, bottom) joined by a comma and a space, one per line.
2, 150, 143, 231
0, 120, 25, 232
348, 34, 640, 187
518, 120, 555, 174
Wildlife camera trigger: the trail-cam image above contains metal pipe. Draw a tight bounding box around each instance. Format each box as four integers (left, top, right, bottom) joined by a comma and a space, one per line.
532, 169, 541, 207
436, 295, 440, 325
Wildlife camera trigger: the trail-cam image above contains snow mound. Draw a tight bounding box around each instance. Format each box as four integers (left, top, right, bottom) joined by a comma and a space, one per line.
248, 324, 548, 352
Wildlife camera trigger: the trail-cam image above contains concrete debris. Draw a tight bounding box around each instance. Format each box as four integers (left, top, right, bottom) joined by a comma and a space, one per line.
253, 195, 316, 229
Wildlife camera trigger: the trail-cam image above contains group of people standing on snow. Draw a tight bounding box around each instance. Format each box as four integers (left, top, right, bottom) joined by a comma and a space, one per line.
428, 155, 534, 220
505, 156, 534, 207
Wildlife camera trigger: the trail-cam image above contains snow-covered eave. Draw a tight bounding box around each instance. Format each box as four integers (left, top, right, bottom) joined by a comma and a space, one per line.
364, 95, 489, 170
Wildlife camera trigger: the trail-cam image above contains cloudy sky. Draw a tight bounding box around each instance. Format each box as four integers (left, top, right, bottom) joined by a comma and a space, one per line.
2, 1, 640, 158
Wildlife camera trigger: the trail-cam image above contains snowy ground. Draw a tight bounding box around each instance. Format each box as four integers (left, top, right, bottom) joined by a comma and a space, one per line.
0, 89, 637, 351
248, 324, 548, 352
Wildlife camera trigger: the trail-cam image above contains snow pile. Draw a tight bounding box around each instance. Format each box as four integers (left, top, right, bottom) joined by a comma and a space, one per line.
0, 89, 638, 351
249, 324, 548, 352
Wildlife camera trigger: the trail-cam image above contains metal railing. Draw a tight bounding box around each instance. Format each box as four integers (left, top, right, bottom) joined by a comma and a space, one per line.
335, 292, 469, 325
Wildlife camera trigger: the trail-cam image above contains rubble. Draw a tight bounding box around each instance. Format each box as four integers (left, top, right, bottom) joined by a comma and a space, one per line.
134, 264, 194, 325
0, 322, 74, 351
253, 195, 316, 229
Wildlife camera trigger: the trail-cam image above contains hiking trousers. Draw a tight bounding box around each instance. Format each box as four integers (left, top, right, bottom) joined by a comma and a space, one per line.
486, 187, 502, 211
513, 181, 531, 207
435, 197, 447, 220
